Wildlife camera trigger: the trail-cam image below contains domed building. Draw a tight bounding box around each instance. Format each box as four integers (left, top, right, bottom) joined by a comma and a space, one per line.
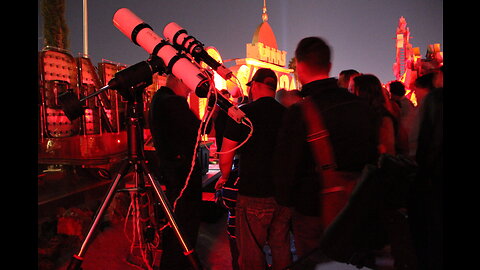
226, 1, 297, 96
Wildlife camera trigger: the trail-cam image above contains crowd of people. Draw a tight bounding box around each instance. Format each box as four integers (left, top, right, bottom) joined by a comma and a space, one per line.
148, 36, 443, 270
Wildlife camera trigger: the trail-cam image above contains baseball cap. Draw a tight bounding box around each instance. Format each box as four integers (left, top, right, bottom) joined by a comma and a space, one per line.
246, 68, 277, 90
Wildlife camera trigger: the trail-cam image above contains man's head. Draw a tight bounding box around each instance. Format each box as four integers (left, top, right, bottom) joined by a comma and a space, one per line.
246, 68, 277, 100
295, 36, 332, 84
246, 68, 277, 90
338, 69, 359, 89
412, 72, 437, 105
388, 81, 406, 99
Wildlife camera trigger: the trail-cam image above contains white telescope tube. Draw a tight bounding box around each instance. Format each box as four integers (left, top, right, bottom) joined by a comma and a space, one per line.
163, 22, 232, 80
113, 8, 210, 94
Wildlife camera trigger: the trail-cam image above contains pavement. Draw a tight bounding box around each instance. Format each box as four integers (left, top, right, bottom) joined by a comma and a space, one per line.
50, 209, 393, 270
56, 208, 234, 270
37, 164, 395, 270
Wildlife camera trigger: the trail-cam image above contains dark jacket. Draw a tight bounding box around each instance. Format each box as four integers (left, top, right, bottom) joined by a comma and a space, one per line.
149, 86, 203, 270
149, 86, 202, 198
224, 97, 286, 197
273, 78, 378, 216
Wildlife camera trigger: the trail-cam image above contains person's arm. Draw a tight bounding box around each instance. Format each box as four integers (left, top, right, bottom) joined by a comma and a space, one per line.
272, 104, 304, 207
378, 116, 396, 155
216, 137, 239, 190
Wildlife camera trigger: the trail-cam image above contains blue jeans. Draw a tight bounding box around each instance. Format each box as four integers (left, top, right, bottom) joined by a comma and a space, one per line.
291, 211, 324, 260
235, 195, 293, 270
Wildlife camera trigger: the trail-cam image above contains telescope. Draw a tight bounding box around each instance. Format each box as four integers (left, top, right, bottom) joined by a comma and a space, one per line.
163, 22, 233, 80
112, 8, 246, 124
113, 8, 211, 97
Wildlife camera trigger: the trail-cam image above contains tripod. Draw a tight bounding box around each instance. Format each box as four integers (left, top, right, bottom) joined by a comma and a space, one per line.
66, 80, 203, 270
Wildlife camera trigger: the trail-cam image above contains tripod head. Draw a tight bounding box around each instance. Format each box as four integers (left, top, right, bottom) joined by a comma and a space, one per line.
58, 55, 166, 121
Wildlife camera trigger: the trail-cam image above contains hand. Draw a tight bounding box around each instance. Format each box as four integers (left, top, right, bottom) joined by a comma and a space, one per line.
215, 177, 228, 190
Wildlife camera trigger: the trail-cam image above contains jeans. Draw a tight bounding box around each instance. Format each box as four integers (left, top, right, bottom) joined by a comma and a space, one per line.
291, 211, 324, 260
235, 195, 292, 270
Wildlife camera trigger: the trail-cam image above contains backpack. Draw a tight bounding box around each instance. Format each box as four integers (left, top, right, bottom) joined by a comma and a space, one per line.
320, 153, 418, 269
296, 97, 419, 269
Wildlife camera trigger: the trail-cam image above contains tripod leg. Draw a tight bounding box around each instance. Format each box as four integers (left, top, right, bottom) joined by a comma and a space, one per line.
67, 161, 131, 270
142, 163, 203, 270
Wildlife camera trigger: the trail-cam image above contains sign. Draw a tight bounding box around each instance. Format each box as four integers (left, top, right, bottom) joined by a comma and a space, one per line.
246, 42, 287, 67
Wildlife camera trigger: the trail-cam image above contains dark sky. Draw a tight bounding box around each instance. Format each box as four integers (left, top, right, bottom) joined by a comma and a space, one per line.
38, 0, 443, 84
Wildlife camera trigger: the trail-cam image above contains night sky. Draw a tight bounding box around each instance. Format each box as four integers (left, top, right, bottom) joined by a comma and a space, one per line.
37, 0, 443, 84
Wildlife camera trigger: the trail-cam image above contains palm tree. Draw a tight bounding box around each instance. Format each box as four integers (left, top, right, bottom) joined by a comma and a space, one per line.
41, 0, 69, 50
288, 57, 296, 70
288, 57, 301, 88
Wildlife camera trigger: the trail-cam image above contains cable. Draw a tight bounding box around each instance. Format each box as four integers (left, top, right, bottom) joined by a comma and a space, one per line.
215, 117, 254, 155
123, 192, 156, 270
212, 73, 254, 155
169, 70, 253, 218
171, 74, 216, 213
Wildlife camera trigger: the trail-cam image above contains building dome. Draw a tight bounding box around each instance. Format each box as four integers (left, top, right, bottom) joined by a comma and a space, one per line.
251, 21, 278, 49
251, 2, 278, 50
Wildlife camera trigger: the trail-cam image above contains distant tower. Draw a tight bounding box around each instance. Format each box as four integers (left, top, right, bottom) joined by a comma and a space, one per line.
393, 16, 413, 81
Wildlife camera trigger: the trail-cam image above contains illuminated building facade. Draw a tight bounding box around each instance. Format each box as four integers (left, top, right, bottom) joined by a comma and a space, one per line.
226, 1, 297, 96
392, 16, 443, 106
189, 1, 297, 120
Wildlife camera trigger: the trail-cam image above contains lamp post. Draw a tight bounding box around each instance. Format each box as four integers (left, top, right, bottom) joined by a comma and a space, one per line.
83, 0, 88, 57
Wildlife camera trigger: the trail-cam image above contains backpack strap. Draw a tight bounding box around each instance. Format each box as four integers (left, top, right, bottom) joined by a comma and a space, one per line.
301, 97, 360, 228
300, 97, 337, 172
